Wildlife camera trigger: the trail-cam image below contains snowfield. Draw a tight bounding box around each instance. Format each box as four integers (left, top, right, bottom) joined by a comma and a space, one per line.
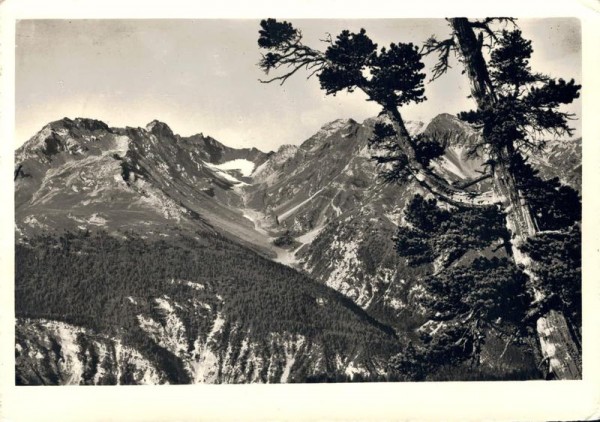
210, 159, 256, 177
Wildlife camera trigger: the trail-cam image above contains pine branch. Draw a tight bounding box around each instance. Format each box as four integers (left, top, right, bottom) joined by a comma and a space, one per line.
259, 58, 322, 85
454, 173, 493, 190
421, 36, 456, 81
470, 17, 518, 43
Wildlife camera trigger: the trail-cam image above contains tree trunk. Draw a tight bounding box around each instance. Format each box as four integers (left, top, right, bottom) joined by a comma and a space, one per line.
494, 163, 581, 379
449, 18, 496, 108
448, 18, 582, 379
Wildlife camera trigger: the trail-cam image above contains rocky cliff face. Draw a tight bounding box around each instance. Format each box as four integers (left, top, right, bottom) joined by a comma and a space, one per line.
16, 319, 164, 385
17, 309, 390, 385
528, 137, 582, 192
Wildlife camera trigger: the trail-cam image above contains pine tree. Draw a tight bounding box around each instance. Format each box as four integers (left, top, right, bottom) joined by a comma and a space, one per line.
426, 18, 581, 379
257, 18, 582, 379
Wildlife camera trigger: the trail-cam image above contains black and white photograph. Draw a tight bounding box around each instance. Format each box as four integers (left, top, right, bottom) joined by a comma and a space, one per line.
2, 0, 600, 420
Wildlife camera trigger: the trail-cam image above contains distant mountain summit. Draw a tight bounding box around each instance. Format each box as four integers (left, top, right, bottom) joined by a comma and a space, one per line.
15, 117, 272, 253
145, 119, 176, 138
17, 117, 112, 161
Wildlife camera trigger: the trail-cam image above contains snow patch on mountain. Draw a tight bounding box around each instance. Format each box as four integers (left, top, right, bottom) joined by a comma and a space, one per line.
211, 159, 255, 177
203, 160, 247, 184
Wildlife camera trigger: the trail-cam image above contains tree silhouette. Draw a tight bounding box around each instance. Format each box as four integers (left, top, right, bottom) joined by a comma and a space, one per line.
257, 18, 581, 379
429, 18, 581, 380
258, 18, 495, 208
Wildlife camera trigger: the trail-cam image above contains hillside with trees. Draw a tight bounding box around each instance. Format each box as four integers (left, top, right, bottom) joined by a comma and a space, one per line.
16, 229, 402, 384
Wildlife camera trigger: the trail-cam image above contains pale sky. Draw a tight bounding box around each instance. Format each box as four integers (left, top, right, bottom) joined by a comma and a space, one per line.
15, 18, 581, 151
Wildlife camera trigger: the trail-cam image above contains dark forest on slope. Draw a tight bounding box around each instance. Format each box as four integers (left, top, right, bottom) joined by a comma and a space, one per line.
16, 229, 403, 384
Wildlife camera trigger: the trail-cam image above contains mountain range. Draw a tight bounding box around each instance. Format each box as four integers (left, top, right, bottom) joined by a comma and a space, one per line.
14, 113, 581, 384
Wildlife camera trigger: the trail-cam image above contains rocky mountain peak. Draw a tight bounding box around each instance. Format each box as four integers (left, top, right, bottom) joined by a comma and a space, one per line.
298, 118, 361, 154
362, 115, 425, 137
145, 120, 175, 139
322, 118, 356, 130
423, 113, 477, 142
48, 117, 111, 133
17, 117, 113, 161
275, 143, 299, 156
318, 118, 358, 135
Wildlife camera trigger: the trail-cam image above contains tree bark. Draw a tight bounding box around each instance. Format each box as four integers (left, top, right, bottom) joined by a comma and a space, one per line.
449, 18, 496, 108
448, 18, 582, 379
